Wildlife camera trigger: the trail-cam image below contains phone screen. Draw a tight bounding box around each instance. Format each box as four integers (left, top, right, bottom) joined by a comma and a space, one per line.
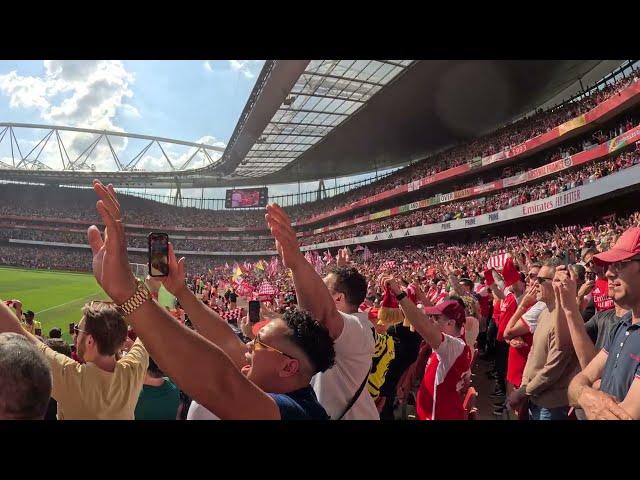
148, 233, 169, 277
249, 300, 261, 323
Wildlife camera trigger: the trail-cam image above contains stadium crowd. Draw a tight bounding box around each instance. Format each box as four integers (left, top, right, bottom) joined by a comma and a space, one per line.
0, 72, 637, 236
284, 73, 639, 221
301, 149, 640, 245
2, 128, 638, 254
1, 71, 639, 421
1, 176, 639, 421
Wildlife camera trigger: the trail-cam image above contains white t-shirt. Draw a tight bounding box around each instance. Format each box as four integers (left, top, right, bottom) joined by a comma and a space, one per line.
187, 400, 220, 420
310, 311, 379, 420
521, 301, 547, 333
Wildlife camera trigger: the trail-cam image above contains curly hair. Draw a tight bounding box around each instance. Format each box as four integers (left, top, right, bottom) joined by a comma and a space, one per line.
328, 266, 367, 308
282, 309, 335, 374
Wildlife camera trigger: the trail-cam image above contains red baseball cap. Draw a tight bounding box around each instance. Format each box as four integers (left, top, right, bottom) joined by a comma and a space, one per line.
423, 300, 466, 327
593, 227, 640, 265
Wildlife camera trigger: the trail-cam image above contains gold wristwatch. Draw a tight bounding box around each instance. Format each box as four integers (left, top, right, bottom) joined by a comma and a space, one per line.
117, 279, 152, 317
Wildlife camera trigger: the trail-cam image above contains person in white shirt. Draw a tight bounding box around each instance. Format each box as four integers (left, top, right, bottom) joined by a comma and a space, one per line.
266, 205, 379, 420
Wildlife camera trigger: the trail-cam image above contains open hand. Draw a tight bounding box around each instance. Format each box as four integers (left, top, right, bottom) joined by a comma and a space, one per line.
87, 180, 137, 304
336, 247, 351, 268
265, 204, 304, 270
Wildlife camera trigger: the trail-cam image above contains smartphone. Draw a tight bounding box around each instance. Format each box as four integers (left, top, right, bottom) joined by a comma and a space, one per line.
585, 271, 596, 281
69, 322, 76, 335
148, 232, 169, 277
249, 300, 261, 323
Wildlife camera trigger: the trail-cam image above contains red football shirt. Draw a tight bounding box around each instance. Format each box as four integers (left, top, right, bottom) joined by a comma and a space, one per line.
497, 292, 517, 342
416, 333, 471, 420
592, 278, 614, 312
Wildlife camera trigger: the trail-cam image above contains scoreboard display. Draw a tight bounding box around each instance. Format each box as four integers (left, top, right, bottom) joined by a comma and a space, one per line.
225, 187, 268, 209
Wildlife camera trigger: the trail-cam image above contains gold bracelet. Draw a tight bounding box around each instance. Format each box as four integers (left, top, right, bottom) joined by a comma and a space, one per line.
117, 280, 152, 317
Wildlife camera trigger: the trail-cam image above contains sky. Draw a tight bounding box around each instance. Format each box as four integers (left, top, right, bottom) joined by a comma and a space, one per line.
0, 60, 386, 202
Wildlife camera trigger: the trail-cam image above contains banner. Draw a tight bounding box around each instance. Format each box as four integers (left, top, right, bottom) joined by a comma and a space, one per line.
557, 114, 587, 136
469, 156, 482, 169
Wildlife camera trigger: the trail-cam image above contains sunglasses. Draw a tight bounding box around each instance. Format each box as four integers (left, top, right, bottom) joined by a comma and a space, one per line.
536, 276, 554, 285
608, 258, 640, 272
73, 325, 88, 335
254, 333, 296, 360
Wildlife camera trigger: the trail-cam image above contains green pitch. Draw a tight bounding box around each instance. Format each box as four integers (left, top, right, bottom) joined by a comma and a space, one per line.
0, 266, 175, 343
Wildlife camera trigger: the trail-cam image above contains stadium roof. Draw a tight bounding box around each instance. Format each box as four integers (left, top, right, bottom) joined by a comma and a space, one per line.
0, 59, 627, 188
233, 60, 415, 178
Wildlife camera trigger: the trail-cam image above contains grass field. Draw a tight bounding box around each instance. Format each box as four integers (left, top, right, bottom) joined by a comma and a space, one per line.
0, 266, 175, 343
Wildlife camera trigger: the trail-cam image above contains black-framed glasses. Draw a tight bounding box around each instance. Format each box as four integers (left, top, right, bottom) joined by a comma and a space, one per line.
254, 333, 296, 360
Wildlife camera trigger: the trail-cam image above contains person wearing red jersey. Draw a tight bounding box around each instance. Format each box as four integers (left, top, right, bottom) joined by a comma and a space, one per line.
381, 276, 471, 420
582, 248, 615, 318
503, 263, 548, 417
491, 258, 526, 414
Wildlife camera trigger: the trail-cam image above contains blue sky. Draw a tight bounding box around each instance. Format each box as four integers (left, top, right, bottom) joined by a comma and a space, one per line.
0, 60, 385, 201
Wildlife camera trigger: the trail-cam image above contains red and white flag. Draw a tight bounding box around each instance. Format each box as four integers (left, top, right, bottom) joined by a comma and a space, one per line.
487, 252, 508, 271
257, 281, 278, 301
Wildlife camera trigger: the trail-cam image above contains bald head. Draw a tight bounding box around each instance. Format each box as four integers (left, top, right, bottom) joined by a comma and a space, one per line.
0, 333, 51, 420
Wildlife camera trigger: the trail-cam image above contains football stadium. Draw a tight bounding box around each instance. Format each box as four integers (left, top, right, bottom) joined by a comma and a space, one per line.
1, 59, 639, 421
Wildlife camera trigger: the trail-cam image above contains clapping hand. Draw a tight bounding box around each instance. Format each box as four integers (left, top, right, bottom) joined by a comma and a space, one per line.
336, 247, 351, 268
265, 204, 304, 270
87, 180, 137, 304
553, 266, 579, 313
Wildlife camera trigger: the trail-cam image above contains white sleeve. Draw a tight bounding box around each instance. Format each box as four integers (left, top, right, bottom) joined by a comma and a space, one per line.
435, 333, 466, 380
335, 312, 375, 357
522, 301, 546, 333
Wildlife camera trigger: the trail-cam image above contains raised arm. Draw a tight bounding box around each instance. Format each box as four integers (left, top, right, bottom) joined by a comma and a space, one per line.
161, 242, 247, 369
0, 300, 35, 338
265, 204, 344, 339
503, 285, 537, 340
554, 267, 598, 367
382, 276, 443, 349
88, 180, 279, 420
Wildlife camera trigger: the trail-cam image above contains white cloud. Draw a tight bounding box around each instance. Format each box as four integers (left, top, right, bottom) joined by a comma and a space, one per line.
119, 103, 141, 118
203, 61, 213, 73
0, 60, 137, 170
228, 60, 262, 79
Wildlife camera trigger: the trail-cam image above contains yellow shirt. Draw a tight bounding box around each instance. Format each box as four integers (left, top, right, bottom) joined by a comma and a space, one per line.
22, 320, 42, 335
37, 338, 149, 420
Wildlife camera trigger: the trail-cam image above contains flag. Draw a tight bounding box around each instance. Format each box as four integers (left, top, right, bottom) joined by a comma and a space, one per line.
257, 281, 278, 301
323, 250, 333, 263
255, 260, 265, 271
354, 244, 364, 252
236, 280, 254, 297
224, 262, 230, 271
232, 266, 243, 282
363, 245, 372, 261
221, 307, 245, 323
487, 252, 508, 271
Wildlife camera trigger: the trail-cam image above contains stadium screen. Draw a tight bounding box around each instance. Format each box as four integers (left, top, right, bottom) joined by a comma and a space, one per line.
225, 187, 269, 209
